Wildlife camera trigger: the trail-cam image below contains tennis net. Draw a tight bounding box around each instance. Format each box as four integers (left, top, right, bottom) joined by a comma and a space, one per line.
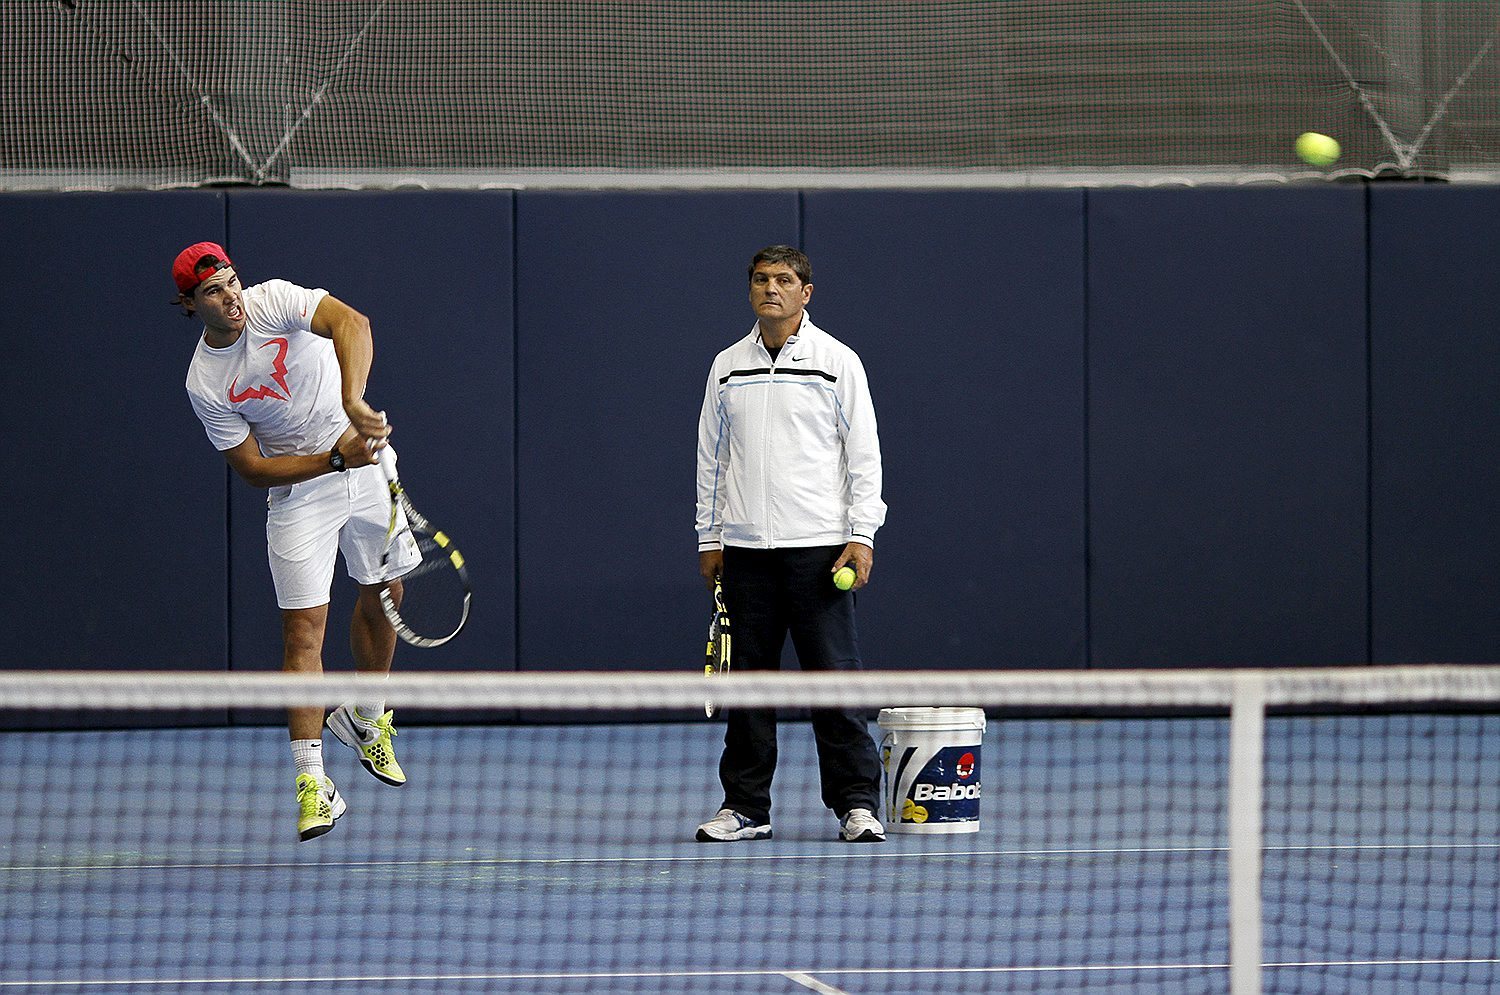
1, 666, 1496, 993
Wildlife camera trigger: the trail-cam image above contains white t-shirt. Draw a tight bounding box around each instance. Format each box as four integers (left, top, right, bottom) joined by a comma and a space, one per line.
185, 279, 345, 457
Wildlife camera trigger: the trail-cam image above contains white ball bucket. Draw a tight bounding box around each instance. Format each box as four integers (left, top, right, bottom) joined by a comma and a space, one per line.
878, 707, 986, 834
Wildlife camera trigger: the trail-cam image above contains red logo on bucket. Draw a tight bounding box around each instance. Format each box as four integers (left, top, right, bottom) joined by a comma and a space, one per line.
956, 752, 975, 779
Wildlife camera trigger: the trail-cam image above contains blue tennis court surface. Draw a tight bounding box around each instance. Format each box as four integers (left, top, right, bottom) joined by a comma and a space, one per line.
2, 715, 1496, 993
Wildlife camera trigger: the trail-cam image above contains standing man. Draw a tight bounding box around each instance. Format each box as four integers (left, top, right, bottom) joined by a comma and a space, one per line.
177, 242, 419, 842
694, 245, 888, 843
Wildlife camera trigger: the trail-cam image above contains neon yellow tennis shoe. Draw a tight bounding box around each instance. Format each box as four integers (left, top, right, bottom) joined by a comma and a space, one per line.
327, 704, 407, 786
296, 772, 346, 842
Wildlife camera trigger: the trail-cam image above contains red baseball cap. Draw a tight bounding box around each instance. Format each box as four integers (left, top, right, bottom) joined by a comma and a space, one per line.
172, 241, 234, 294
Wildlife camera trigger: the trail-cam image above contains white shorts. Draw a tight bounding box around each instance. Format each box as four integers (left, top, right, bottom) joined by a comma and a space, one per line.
266, 453, 422, 611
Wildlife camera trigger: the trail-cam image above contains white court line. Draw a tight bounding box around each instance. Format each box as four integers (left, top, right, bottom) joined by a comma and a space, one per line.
5, 959, 1498, 989
1266, 842, 1500, 852
5, 840, 1496, 873
784, 971, 850, 994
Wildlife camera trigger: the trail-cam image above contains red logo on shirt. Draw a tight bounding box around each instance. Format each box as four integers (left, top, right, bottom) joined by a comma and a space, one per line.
228, 338, 292, 403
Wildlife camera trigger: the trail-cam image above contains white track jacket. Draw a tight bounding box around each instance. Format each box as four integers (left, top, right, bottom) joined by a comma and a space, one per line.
697, 312, 886, 551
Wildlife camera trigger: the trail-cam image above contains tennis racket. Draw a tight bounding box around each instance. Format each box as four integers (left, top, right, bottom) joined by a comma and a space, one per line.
704, 574, 731, 717
377, 452, 472, 648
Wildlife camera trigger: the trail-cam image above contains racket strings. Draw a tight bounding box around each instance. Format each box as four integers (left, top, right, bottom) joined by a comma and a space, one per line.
377, 472, 471, 648
389, 557, 469, 643
385, 524, 469, 645
404, 536, 457, 580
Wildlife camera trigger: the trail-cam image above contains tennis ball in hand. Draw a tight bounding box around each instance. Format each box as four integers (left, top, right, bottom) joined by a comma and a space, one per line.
833, 565, 857, 591
1296, 132, 1341, 166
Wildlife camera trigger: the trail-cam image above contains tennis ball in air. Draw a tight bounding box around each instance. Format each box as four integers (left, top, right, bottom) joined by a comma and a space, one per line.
1296, 132, 1341, 166
833, 565, 857, 591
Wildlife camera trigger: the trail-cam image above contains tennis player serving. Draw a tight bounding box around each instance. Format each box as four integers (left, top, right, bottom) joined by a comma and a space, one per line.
177, 242, 420, 841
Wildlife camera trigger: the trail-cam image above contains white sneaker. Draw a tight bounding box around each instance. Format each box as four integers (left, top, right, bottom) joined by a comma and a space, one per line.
839, 808, 886, 842
695, 808, 772, 842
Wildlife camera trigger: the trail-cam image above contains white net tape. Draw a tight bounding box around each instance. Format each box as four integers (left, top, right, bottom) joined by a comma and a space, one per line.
2, 664, 1496, 711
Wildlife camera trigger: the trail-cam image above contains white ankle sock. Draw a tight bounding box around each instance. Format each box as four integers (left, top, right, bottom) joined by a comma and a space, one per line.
292, 739, 324, 779
355, 701, 386, 722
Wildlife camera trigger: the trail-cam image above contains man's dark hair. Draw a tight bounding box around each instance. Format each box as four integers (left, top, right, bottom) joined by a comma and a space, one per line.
192, 253, 228, 283
748, 245, 811, 285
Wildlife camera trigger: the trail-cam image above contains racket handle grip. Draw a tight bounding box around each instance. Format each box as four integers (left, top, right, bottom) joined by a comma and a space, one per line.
370, 411, 395, 481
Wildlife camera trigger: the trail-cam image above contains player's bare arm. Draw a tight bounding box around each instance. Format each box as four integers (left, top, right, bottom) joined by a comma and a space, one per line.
309, 295, 391, 447
221, 427, 377, 489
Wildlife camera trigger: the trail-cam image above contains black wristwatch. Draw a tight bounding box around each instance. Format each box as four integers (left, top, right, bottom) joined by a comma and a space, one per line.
328, 448, 347, 473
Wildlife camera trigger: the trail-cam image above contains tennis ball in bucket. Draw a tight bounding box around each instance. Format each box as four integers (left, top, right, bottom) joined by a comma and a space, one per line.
833, 565, 857, 591
1296, 132, 1341, 166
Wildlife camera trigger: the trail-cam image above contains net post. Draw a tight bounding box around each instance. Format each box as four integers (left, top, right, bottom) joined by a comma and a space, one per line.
1227, 669, 1266, 995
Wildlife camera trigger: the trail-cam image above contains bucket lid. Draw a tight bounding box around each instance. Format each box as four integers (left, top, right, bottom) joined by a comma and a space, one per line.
877, 706, 987, 731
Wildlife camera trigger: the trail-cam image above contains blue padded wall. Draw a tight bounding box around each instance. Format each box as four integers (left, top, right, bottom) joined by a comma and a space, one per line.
1, 191, 230, 671
222, 191, 516, 675
1370, 186, 1500, 663
804, 190, 1088, 669
16, 183, 1500, 712
1088, 187, 1369, 667
514, 191, 799, 670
